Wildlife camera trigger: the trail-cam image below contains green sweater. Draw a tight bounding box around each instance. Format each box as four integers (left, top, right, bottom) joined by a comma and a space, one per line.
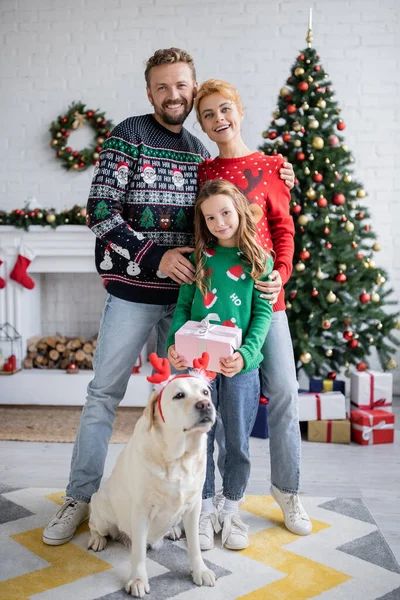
166, 246, 273, 373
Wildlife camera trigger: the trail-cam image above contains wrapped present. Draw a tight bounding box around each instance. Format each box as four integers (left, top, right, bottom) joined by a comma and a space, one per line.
175, 313, 242, 373
308, 419, 350, 444
310, 378, 345, 395
299, 392, 346, 421
350, 371, 392, 412
251, 397, 269, 439
351, 409, 395, 445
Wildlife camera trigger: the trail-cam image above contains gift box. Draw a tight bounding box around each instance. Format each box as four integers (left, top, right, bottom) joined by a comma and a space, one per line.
310, 378, 345, 395
251, 397, 269, 439
175, 314, 242, 373
351, 409, 395, 445
299, 392, 346, 421
350, 371, 392, 412
308, 419, 350, 444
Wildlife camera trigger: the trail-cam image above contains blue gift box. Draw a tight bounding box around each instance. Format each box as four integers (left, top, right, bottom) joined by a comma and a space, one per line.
251, 398, 269, 439
309, 378, 345, 395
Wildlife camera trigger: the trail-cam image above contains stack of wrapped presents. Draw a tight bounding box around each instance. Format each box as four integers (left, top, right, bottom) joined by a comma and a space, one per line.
299, 379, 350, 444
350, 370, 394, 445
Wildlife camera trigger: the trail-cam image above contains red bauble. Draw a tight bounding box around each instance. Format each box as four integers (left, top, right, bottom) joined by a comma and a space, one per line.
79, 162, 85, 168
357, 362, 367, 372
344, 317, 352, 326
290, 291, 297, 299
299, 249, 310, 260
325, 242, 332, 249
286, 95, 292, 102
292, 204, 302, 214
316, 87, 323, 93
335, 273, 347, 283
64, 131, 70, 137
356, 212, 364, 220
101, 119, 107, 126
313, 173, 323, 182
105, 131, 111, 137
282, 133, 291, 142
299, 54, 305, 60
314, 65, 321, 72
317, 196, 328, 207
73, 151, 79, 157
66, 147, 72, 153
61, 117, 67, 123
327, 371, 337, 379
343, 330, 354, 341
356, 252, 363, 259
269, 131, 277, 139
349, 339, 359, 349
311, 288, 319, 297
86, 110, 94, 117
341, 216, 347, 222
298, 82, 309, 91
287, 104, 297, 114
60, 128, 66, 134
324, 227, 330, 235
297, 152, 306, 161
337, 120, 346, 130
365, 224, 370, 232
57, 151, 62, 157
360, 292, 370, 303
352, 242, 358, 249
322, 320, 331, 329
96, 145, 102, 152
333, 193, 346, 206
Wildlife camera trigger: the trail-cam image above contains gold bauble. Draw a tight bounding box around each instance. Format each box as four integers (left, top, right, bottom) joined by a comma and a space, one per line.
325, 158, 330, 164
343, 173, 352, 183
308, 119, 319, 129
51, 139, 58, 147
350, 156, 355, 163
293, 122, 301, 132
72, 164, 79, 170
309, 153, 314, 160
37, 212, 43, 219
80, 208, 87, 218
306, 187, 316, 200
363, 261, 370, 269
96, 137, 105, 144
369, 260, 376, 268
294, 67, 305, 76
372, 242, 381, 251
341, 144, 349, 152
316, 267, 324, 279
56, 132, 62, 138
273, 110, 280, 119
376, 273, 386, 286
323, 113, 328, 118
304, 167, 311, 175
357, 188, 366, 198
344, 221, 354, 232
92, 152, 100, 160
298, 215, 309, 226
324, 216, 330, 224
325, 349, 333, 357
286, 301, 292, 310
339, 263, 347, 271
317, 99, 326, 109
68, 156, 74, 162
300, 352, 312, 364
369, 337, 375, 344
308, 75, 314, 82
46, 214, 56, 223
262, 131, 269, 138
312, 136, 324, 150
376, 322, 383, 330
294, 140, 302, 147
302, 102, 309, 110
386, 359, 397, 370
394, 319, 400, 330
295, 261, 306, 272
371, 292, 380, 303
344, 368, 351, 377
327, 291, 337, 303
280, 87, 290, 97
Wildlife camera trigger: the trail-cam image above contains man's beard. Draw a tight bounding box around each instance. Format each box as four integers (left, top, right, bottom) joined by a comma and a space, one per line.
155, 98, 193, 126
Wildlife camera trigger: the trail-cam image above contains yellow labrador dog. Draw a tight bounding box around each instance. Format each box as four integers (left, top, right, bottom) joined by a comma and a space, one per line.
88, 352, 217, 598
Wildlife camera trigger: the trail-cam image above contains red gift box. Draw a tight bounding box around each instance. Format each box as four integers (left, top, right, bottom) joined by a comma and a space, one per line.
350, 409, 395, 445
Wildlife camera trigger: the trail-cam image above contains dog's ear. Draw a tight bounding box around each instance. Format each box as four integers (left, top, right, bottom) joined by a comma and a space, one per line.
144, 390, 159, 430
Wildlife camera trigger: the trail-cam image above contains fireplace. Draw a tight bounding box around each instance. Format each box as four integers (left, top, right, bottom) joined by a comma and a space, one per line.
0, 225, 151, 406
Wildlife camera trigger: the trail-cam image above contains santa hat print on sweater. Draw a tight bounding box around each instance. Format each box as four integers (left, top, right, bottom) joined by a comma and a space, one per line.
203, 248, 216, 258
222, 318, 237, 328
203, 288, 218, 309
227, 265, 246, 281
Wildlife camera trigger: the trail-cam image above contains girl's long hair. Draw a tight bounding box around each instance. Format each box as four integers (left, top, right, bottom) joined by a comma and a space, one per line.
194, 179, 270, 297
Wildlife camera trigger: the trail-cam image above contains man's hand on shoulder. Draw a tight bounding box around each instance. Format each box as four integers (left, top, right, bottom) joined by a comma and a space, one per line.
158, 247, 195, 285
277, 154, 295, 189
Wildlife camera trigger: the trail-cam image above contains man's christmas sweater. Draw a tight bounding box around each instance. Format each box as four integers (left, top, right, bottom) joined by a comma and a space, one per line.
87, 114, 210, 304
166, 246, 273, 373
198, 152, 294, 312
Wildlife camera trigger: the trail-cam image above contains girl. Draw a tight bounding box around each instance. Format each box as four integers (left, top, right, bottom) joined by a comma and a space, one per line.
193, 79, 312, 537
167, 179, 273, 551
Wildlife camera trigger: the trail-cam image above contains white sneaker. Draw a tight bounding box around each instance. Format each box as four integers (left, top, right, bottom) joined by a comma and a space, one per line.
220, 511, 249, 550
199, 511, 221, 551
270, 484, 312, 536
43, 496, 90, 545
212, 489, 225, 514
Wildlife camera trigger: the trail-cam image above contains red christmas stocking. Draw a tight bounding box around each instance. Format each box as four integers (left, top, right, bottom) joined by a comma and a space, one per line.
10, 243, 36, 289
0, 259, 5, 289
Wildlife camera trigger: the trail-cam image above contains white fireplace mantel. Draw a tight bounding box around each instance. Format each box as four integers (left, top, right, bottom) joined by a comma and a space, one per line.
0, 226, 150, 406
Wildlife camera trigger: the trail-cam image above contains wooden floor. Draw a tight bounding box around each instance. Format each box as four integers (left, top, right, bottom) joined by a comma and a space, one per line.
1, 398, 399, 563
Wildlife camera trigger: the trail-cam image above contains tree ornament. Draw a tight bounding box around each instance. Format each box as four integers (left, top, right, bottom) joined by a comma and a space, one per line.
372, 242, 381, 251
349, 339, 359, 349
262, 131, 269, 139
365, 224, 370, 232
369, 337, 375, 344
325, 241, 332, 249
376, 273, 386, 286
306, 187, 317, 200
329, 134, 339, 146
376, 321, 383, 330
304, 167, 311, 175
312, 136, 324, 149
326, 291, 336, 303
292, 203, 302, 215
371, 292, 380, 303
338, 263, 347, 271
287, 104, 297, 114
46, 214, 56, 223
344, 221, 354, 232
327, 372, 337, 380
357, 188, 366, 198
337, 120, 346, 130
300, 352, 312, 364
302, 102, 309, 110
386, 359, 397, 370
343, 173, 352, 183
298, 215, 309, 226
322, 320, 331, 329
313, 172, 323, 182
360, 291, 370, 303
343, 329, 354, 340
324, 227, 330, 235
308, 153, 314, 160
316, 267, 324, 279
295, 261, 306, 272
290, 290, 297, 299
335, 272, 347, 283
293, 121, 302, 132
317, 195, 328, 207
356, 212, 364, 220
356, 362, 367, 372
369, 259, 376, 268
311, 287, 319, 297
316, 99, 326, 109
49, 102, 114, 172
299, 248, 311, 260
298, 81, 309, 91
282, 133, 292, 142
268, 131, 277, 140
297, 152, 306, 161
325, 349, 333, 357
294, 140, 302, 147
395, 319, 400, 330
294, 67, 305, 76
333, 193, 346, 206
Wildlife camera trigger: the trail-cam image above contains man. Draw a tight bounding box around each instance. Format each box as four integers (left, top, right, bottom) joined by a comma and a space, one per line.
43, 48, 296, 546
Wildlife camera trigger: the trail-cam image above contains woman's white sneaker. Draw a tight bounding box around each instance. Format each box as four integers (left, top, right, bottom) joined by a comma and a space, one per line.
199, 511, 221, 551
43, 496, 90, 545
270, 484, 312, 536
220, 511, 249, 550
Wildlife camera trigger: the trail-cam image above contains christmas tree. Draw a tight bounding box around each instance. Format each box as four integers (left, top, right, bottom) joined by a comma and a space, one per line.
175, 208, 187, 230
259, 13, 399, 379
140, 206, 155, 229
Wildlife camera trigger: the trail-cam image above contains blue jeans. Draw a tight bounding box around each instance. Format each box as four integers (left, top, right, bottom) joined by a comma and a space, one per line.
203, 370, 260, 501
216, 311, 301, 494
66, 293, 175, 503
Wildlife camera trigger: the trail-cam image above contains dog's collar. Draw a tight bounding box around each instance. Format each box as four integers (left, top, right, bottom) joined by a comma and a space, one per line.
157, 374, 197, 423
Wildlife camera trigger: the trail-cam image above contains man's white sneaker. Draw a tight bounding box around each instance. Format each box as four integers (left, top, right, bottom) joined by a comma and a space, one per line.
43, 496, 90, 546
220, 511, 249, 550
270, 484, 312, 536
199, 511, 221, 551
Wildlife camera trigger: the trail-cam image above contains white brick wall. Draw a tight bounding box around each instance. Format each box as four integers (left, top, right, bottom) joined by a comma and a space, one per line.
1, 0, 399, 385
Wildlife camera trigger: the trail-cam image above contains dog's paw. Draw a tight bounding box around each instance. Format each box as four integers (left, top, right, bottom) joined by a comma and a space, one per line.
88, 531, 107, 552
192, 567, 216, 587
125, 577, 150, 597
165, 523, 183, 540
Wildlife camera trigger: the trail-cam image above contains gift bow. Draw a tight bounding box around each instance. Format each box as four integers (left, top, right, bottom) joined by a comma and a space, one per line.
352, 409, 394, 444
198, 313, 220, 336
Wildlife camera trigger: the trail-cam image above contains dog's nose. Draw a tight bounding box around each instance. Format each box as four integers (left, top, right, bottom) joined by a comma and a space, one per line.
195, 399, 212, 412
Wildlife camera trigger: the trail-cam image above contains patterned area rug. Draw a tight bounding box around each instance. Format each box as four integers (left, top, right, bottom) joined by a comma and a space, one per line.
1, 487, 399, 600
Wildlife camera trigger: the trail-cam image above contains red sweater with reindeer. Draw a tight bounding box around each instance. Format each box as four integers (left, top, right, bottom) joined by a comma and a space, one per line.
198, 153, 294, 312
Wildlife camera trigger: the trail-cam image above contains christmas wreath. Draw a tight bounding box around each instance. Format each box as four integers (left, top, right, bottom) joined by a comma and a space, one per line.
0, 205, 87, 231
49, 102, 114, 171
